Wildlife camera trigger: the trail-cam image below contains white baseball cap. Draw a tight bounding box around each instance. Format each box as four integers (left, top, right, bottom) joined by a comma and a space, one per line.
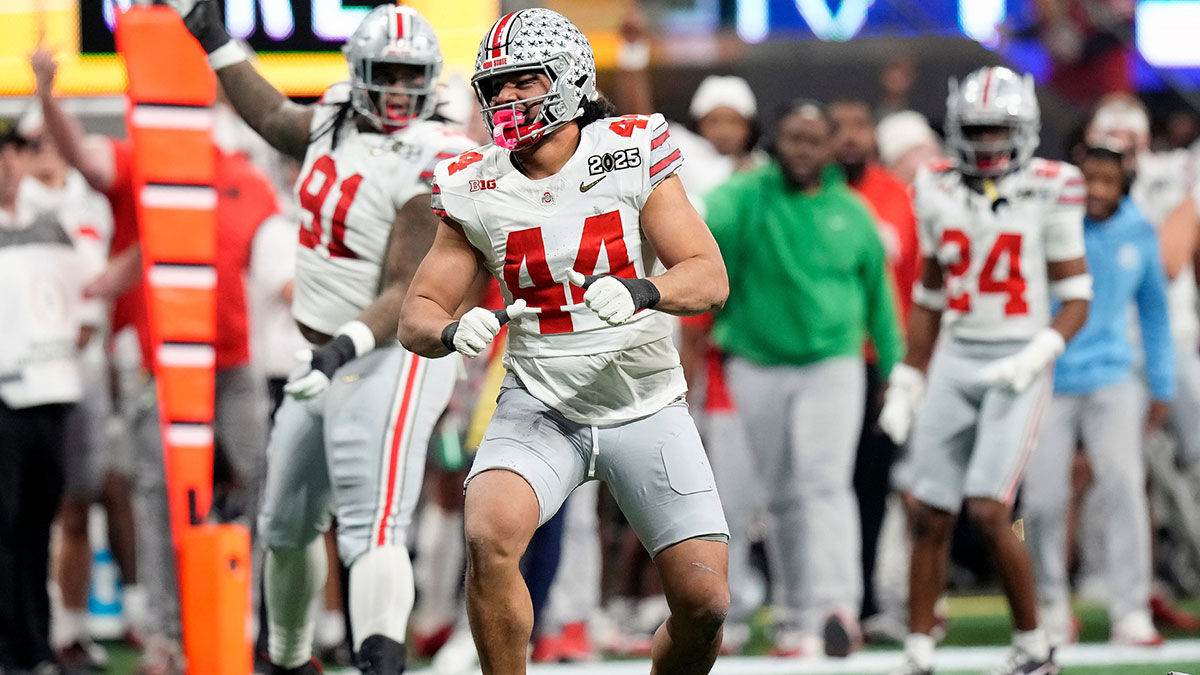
876, 110, 939, 167
689, 75, 757, 121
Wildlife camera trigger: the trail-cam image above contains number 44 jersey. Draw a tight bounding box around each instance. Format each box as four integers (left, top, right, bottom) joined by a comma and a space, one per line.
913, 157, 1087, 342
292, 83, 476, 336
433, 113, 687, 424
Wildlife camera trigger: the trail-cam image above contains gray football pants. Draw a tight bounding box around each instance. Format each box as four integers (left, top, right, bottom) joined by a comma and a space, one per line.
130, 364, 270, 638
725, 355, 865, 634
1021, 377, 1151, 623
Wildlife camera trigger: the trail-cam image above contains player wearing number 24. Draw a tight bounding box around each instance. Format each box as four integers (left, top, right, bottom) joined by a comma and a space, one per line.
881, 66, 1091, 675
398, 8, 732, 674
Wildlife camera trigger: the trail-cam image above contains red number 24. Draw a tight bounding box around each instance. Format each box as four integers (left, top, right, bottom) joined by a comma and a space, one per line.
503, 210, 636, 334
939, 229, 1028, 315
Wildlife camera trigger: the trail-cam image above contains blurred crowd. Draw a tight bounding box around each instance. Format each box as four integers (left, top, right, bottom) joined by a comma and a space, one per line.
5, 2, 1200, 674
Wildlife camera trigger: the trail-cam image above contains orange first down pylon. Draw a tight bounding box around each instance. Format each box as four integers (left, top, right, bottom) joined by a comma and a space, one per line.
115, 7, 252, 674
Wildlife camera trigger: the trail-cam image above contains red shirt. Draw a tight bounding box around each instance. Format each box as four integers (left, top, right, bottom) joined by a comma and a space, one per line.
104, 140, 277, 370
849, 163, 920, 323
213, 150, 278, 368
680, 313, 735, 413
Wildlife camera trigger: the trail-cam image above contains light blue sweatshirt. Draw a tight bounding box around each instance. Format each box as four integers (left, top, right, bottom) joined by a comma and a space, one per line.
1053, 197, 1175, 400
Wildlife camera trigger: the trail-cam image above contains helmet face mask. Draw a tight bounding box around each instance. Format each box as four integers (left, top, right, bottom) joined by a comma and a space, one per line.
344, 5, 443, 132
473, 9, 597, 150
945, 67, 1039, 178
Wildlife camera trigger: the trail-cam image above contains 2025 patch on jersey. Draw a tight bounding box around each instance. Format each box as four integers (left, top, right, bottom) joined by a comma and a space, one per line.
292, 83, 476, 336
432, 112, 687, 424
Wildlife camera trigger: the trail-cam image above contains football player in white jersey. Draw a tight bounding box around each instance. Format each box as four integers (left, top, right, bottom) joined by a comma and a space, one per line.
878, 66, 1091, 675
171, 2, 475, 673
398, 8, 731, 674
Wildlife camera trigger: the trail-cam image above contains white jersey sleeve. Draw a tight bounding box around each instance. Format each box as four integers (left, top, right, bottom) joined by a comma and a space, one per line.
642, 113, 684, 200
912, 162, 950, 258
1042, 162, 1086, 262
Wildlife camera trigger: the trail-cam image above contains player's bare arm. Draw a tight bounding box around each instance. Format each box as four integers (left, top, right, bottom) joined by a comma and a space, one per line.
637, 173, 729, 315
214, 63, 313, 161
1046, 256, 1090, 341
30, 48, 116, 192
1162, 194, 1199, 280
398, 218, 488, 357
341, 193, 443, 347
171, 0, 312, 160
902, 257, 947, 373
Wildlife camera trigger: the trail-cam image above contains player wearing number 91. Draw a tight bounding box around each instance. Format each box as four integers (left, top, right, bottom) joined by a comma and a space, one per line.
880, 66, 1091, 675
169, 2, 478, 673
398, 8, 731, 674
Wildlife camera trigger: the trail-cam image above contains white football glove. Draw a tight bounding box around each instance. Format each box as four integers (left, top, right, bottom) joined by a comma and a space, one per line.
567, 269, 660, 326
978, 328, 1065, 393
441, 300, 528, 358
878, 362, 926, 445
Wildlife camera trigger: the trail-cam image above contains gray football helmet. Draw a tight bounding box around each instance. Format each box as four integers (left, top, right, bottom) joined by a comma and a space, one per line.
343, 5, 442, 130
471, 8, 598, 149
945, 66, 1040, 177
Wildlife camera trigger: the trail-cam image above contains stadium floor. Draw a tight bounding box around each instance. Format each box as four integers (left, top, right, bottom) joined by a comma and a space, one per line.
99, 596, 1200, 674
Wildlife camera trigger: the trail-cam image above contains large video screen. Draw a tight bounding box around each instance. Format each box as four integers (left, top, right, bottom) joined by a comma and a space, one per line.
81, 0, 393, 54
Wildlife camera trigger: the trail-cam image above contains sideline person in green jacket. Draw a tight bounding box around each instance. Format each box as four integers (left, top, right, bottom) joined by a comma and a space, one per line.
704, 98, 903, 659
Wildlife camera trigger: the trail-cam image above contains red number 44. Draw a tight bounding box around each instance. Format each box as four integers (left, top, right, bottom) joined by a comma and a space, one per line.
940, 229, 1028, 315
503, 210, 636, 334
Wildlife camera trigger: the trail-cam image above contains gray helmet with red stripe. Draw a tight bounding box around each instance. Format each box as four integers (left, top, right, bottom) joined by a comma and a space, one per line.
945, 66, 1040, 177
344, 4, 442, 130
472, 8, 598, 149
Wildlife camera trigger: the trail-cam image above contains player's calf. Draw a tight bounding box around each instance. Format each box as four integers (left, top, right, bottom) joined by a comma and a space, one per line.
650, 539, 730, 675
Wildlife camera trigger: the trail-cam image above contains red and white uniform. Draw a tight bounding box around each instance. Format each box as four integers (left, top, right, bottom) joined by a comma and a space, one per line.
258, 84, 472, 564
433, 113, 686, 424
292, 83, 475, 335
914, 158, 1087, 341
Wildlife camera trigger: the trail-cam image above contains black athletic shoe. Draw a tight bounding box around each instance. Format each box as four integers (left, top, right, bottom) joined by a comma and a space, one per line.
822, 614, 862, 658
356, 635, 407, 675
267, 657, 322, 675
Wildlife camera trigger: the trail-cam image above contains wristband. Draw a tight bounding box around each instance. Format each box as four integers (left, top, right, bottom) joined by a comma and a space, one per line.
335, 320, 376, 359
440, 322, 459, 352
208, 41, 249, 71
624, 277, 661, 311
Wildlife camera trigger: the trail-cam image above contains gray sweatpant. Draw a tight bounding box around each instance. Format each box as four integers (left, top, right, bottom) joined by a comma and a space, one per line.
1020, 377, 1151, 623
725, 355, 865, 634
130, 364, 269, 638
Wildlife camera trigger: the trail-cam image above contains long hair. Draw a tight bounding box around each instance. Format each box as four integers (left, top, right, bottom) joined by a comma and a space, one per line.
578, 95, 617, 129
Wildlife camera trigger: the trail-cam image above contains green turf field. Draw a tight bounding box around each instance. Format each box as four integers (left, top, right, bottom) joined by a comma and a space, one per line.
97, 596, 1200, 674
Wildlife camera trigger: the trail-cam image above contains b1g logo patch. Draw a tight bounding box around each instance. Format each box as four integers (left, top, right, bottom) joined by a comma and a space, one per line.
469, 179, 498, 192
588, 148, 641, 176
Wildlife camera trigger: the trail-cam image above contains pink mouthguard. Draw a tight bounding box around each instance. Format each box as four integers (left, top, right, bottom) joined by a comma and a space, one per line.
492, 109, 525, 149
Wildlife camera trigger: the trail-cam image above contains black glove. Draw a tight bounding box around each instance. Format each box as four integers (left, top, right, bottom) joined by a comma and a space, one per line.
283, 334, 358, 399
180, 0, 231, 54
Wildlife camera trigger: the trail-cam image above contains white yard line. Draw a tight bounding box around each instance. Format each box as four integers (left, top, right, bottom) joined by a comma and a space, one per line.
363, 640, 1200, 675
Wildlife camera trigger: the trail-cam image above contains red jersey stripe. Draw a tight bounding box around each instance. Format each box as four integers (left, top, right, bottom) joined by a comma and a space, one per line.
649, 149, 682, 177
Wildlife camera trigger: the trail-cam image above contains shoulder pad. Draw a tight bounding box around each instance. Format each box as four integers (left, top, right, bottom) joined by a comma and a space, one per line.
433, 144, 496, 192
318, 82, 353, 107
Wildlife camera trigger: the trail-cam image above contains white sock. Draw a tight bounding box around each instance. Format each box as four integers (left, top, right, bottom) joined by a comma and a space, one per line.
123, 584, 149, 634
266, 539, 327, 669
904, 633, 935, 668
1014, 627, 1050, 660
349, 545, 415, 651
412, 504, 463, 630
57, 608, 90, 648
315, 610, 346, 650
